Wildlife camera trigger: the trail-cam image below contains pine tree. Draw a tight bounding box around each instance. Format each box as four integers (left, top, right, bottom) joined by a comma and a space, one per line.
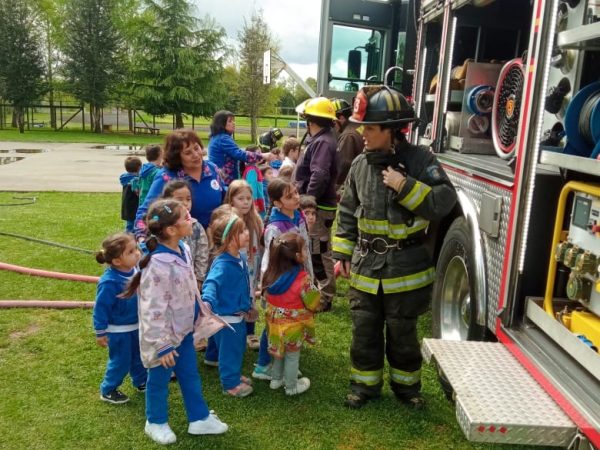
0, 0, 47, 133
62, 0, 123, 133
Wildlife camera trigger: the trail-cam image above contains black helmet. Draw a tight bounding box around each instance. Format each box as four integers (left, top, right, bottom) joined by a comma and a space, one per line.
258, 127, 283, 150
349, 85, 416, 125
331, 98, 352, 118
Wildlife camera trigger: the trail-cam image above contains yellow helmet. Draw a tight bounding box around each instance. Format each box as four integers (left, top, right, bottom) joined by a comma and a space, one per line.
300, 97, 337, 120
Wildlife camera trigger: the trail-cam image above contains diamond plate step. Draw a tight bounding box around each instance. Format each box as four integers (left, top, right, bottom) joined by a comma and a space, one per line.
423, 339, 576, 446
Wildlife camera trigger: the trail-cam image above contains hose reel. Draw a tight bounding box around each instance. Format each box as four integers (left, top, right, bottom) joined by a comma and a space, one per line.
492, 58, 525, 159
564, 81, 600, 158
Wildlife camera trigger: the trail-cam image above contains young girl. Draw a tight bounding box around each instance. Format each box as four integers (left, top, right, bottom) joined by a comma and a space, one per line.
252, 178, 314, 380
226, 180, 264, 351
162, 180, 209, 288
241, 145, 267, 219
123, 199, 228, 445
262, 232, 320, 395
93, 232, 146, 404
202, 210, 256, 397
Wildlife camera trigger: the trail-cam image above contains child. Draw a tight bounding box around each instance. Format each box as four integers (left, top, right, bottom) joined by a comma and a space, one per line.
202, 210, 256, 397
260, 164, 274, 212
226, 180, 263, 351
299, 194, 327, 288
120, 156, 142, 232
93, 232, 146, 404
241, 145, 267, 219
161, 180, 209, 288
262, 232, 320, 395
122, 199, 228, 445
252, 178, 313, 381
278, 165, 293, 182
269, 148, 283, 174
281, 137, 300, 169
138, 144, 163, 206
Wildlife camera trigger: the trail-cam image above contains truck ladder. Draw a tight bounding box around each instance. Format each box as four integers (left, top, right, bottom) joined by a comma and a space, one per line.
423, 339, 576, 446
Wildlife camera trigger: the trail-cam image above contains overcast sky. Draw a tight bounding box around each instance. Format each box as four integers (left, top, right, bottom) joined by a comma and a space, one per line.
193, 0, 322, 82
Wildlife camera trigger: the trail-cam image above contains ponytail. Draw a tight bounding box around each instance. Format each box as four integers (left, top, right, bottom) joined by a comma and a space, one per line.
120, 237, 158, 298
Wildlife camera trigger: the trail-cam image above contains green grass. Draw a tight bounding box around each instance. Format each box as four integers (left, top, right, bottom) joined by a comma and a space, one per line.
0, 128, 253, 147
0, 191, 537, 449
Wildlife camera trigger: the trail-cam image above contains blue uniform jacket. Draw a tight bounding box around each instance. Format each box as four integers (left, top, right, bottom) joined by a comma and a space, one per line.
208, 132, 263, 186
134, 161, 224, 236
202, 252, 251, 316
93, 267, 138, 337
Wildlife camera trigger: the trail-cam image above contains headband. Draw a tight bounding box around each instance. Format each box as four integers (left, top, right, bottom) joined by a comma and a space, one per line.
222, 215, 239, 240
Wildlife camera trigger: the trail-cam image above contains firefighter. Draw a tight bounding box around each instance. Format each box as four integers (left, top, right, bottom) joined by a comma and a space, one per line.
294, 97, 338, 312
332, 85, 457, 409
331, 98, 364, 194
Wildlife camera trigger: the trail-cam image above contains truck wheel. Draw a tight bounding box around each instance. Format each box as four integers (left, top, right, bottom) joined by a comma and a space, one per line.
432, 216, 487, 342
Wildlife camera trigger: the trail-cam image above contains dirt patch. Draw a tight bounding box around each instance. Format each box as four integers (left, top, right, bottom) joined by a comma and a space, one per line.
9, 323, 40, 341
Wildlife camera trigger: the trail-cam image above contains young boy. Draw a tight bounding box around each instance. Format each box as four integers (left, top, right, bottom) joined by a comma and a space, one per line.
137, 144, 162, 206
299, 195, 328, 302
120, 156, 142, 233
281, 137, 301, 169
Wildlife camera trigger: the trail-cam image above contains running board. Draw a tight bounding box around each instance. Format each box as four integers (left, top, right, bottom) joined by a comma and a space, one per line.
422, 339, 576, 447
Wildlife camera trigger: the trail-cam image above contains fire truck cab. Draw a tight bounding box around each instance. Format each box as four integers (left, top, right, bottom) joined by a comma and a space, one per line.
318, 0, 600, 447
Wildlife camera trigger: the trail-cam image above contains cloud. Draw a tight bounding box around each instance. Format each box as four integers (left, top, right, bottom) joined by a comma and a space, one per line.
194, 0, 321, 79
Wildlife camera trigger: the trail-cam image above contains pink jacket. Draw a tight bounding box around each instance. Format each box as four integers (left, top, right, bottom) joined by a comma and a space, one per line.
138, 244, 228, 368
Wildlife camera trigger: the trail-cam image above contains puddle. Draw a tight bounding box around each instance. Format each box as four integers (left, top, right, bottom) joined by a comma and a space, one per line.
91, 145, 145, 155
0, 156, 25, 165
0, 148, 49, 154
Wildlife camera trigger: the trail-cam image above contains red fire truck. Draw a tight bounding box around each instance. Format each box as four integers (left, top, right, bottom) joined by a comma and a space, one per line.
318, 0, 600, 447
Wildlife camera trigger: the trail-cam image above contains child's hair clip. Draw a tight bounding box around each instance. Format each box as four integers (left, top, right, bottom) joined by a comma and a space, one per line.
163, 205, 172, 214
151, 215, 159, 221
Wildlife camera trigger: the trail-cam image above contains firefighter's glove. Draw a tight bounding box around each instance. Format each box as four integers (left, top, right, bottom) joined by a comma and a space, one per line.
382, 166, 407, 192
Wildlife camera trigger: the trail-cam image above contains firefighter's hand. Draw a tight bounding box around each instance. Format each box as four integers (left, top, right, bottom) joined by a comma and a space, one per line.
337, 260, 351, 278
382, 166, 407, 192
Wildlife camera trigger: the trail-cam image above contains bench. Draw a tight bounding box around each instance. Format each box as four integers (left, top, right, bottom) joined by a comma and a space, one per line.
134, 126, 160, 135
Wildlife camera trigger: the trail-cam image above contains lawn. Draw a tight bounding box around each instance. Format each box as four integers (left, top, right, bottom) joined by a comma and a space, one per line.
0, 128, 254, 147
0, 191, 536, 450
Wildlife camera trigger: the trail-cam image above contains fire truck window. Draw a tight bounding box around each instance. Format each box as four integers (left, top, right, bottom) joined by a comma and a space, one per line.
330, 24, 384, 92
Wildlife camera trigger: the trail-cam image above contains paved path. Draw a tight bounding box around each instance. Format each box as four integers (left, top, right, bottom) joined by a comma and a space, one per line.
0, 142, 139, 192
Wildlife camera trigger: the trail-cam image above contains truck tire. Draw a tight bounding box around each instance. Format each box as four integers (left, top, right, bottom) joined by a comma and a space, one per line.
431, 217, 488, 401
432, 216, 487, 341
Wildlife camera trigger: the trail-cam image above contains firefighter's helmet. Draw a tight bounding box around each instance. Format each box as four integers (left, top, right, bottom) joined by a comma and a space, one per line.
258, 127, 283, 150
298, 97, 337, 120
331, 98, 353, 117
350, 85, 417, 125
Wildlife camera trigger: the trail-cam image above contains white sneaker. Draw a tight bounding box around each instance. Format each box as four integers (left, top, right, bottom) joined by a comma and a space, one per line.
145, 421, 176, 445
270, 378, 284, 390
188, 413, 228, 435
285, 377, 310, 396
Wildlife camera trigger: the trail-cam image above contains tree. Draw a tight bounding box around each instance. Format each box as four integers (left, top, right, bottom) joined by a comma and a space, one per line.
294, 77, 317, 104
131, 0, 229, 128
237, 11, 278, 142
62, 0, 124, 133
0, 0, 47, 133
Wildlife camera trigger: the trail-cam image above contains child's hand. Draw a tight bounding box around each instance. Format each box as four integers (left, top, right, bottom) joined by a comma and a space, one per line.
245, 308, 259, 322
96, 336, 108, 347
159, 350, 179, 368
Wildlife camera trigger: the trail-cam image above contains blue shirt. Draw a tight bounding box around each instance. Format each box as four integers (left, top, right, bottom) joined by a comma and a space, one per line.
208, 132, 263, 186
93, 267, 138, 336
134, 161, 224, 236
201, 251, 251, 316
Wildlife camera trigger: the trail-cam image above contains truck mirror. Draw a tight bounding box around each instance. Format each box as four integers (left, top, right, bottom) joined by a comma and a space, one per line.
348, 50, 361, 79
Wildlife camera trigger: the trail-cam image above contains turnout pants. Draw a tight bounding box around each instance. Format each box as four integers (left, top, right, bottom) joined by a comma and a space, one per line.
348, 284, 431, 398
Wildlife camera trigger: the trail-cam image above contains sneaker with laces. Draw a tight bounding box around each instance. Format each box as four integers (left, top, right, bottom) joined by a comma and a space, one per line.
203, 359, 219, 367
136, 383, 146, 392
270, 378, 284, 390
100, 389, 129, 404
188, 413, 228, 435
285, 377, 310, 396
144, 421, 176, 445
224, 383, 253, 398
252, 364, 272, 380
